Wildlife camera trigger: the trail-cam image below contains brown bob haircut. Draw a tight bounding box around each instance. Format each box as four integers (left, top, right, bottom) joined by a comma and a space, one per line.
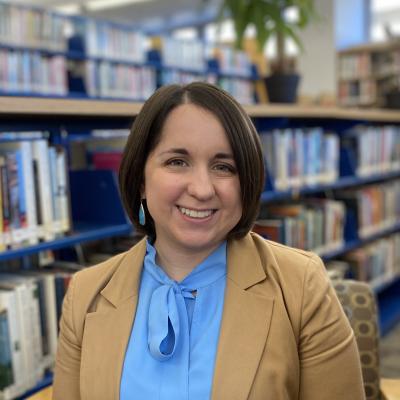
119, 82, 265, 240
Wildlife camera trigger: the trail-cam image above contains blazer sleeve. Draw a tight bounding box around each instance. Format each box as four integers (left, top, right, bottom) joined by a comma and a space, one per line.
298, 255, 366, 400
53, 274, 81, 400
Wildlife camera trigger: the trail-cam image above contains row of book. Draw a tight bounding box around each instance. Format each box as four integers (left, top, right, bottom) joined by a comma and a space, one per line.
338, 80, 376, 107
343, 125, 400, 177
326, 233, 400, 287
217, 77, 255, 105
337, 53, 371, 81
160, 69, 207, 86
254, 199, 345, 255
0, 136, 70, 251
254, 181, 400, 254
214, 45, 253, 76
158, 71, 255, 105
338, 49, 400, 82
260, 128, 339, 190
84, 61, 157, 100
0, 3, 67, 51
0, 269, 74, 400
0, 49, 67, 95
160, 36, 206, 72
337, 180, 400, 239
82, 20, 147, 63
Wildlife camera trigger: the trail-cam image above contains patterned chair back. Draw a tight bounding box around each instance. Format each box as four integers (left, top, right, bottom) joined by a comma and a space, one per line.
332, 280, 382, 400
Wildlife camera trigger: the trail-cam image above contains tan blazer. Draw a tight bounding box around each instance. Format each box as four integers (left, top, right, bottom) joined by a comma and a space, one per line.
53, 233, 365, 400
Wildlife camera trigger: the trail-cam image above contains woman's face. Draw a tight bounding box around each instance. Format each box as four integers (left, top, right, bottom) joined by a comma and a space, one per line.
143, 103, 242, 256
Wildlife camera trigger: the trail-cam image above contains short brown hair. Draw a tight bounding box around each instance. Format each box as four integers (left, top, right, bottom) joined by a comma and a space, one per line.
119, 82, 265, 239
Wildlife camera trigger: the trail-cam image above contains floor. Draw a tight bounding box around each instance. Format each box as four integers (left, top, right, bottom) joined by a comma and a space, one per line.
381, 322, 400, 378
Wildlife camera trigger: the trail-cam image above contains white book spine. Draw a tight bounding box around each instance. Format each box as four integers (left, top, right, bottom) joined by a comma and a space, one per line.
43, 275, 58, 361
56, 149, 70, 232
32, 140, 54, 241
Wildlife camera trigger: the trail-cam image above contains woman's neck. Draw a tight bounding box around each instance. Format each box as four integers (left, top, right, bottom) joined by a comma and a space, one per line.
153, 240, 220, 282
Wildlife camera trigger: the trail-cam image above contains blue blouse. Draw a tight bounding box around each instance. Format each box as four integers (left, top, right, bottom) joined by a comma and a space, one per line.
120, 240, 227, 400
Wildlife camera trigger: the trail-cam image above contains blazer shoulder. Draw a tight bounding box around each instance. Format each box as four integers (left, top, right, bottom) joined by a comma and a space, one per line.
250, 232, 322, 276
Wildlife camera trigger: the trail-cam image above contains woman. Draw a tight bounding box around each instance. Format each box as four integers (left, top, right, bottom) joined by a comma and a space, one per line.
53, 82, 365, 400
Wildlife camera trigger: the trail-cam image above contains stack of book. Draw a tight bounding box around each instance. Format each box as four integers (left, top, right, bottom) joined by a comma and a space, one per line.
260, 128, 339, 190
0, 134, 70, 250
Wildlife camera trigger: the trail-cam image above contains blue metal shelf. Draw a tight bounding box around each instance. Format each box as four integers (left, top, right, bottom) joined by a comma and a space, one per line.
377, 277, 400, 336
261, 170, 400, 202
0, 223, 132, 262
15, 372, 53, 400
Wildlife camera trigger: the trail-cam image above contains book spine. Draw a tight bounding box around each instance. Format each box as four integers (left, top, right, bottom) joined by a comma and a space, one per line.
20, 142, 38, 245
0, 308, 14, 394
32, 140, 54, 241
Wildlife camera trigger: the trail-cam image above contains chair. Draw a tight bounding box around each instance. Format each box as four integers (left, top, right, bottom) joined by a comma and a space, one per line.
332, 280, 400, 400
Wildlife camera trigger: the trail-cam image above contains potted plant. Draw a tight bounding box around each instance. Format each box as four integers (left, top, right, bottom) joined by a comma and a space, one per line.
218, 0, 318, 103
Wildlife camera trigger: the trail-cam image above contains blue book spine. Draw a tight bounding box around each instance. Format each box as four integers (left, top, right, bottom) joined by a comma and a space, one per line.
16, 150, 27, 228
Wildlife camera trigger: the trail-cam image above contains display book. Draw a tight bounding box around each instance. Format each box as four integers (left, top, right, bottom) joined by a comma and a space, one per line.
0, 1, 257, 104
1, 100, 400, 399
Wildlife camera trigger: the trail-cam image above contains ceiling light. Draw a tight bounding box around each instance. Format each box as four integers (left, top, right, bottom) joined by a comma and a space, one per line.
86, 0, 151, 11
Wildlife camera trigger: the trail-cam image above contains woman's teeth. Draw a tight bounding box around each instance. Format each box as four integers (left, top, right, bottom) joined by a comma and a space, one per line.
179, 207, 213, 218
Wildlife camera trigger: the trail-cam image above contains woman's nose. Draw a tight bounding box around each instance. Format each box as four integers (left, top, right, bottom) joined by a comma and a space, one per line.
187, 168, 215, 200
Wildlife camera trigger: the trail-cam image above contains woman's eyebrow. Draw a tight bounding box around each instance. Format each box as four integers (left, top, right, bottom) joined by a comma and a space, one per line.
158, 149, 234, 160
214, 152, 234, 160
159, 148, 189, 156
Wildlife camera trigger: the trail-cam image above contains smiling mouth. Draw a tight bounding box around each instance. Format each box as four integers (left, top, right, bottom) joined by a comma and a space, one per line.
177, 206, 216, 219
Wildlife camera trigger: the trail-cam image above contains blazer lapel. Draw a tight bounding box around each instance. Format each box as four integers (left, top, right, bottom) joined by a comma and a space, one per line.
80, 239, 147, 400
211, 235, 275, 400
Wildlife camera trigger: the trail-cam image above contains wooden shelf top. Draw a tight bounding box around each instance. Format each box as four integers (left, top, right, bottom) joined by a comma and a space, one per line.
0, 96, 400, 122
244, 104, 400, 122
0, 96, 143, 117
338, 40, 400, 55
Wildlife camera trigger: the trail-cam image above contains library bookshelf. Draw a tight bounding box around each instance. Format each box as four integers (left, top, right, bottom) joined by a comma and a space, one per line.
337, 41, 400, 108
1, 97, 400, 399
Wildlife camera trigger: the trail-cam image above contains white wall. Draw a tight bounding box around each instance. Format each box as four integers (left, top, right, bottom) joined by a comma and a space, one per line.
297, 0, 336, 99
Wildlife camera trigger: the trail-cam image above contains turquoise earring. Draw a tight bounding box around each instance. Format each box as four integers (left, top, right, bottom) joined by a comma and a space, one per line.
139, 201, 146, 226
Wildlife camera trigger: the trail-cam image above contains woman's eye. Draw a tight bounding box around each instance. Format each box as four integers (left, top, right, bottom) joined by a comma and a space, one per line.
214, 164, 236, 173
166, 159, 187, 167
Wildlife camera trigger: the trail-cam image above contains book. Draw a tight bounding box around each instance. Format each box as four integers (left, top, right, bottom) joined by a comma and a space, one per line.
0, 141, 38, 246
0, 289, 25, 399
0, 307, 13, 395
32, 140, 54, 241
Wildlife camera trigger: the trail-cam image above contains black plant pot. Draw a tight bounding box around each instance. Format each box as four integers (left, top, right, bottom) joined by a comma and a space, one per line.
385, 90, 400, 109
264, 73, 300, 103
